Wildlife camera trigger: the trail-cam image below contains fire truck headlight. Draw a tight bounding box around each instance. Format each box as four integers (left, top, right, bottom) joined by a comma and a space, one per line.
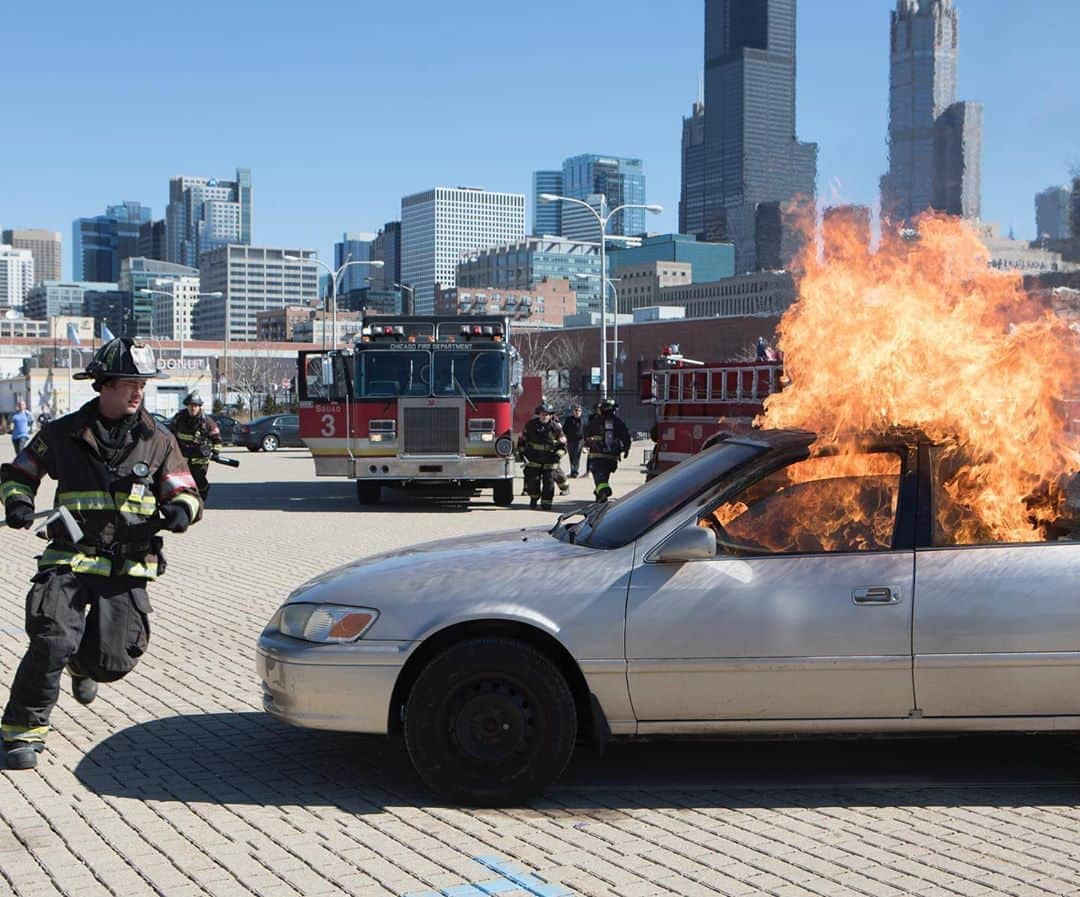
494, 435, 514, 457
369, 420, 396, 443
468, 419, 496, 443
278, 604, 379, 643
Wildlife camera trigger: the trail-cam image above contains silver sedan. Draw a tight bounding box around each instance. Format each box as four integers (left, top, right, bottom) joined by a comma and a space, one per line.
256, 429, 1080, 805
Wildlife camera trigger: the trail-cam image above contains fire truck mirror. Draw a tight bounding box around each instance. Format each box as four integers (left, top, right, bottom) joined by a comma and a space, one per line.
321, 356, 335, 387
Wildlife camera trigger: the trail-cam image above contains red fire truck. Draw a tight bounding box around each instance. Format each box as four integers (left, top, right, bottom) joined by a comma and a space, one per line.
641, 346, 784, 479
297, 315, 522, 505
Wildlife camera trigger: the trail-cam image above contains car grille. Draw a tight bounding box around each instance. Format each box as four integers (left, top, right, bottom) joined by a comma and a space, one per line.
403, 406, 460, 455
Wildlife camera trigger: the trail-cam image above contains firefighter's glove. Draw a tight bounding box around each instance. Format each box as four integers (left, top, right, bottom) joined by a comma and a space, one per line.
161, 503, 191, 534
3, 501, 35, 530
622, 450, 631, 460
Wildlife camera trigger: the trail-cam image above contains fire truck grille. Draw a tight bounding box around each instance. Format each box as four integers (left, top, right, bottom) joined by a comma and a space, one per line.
403, 406, 461, 455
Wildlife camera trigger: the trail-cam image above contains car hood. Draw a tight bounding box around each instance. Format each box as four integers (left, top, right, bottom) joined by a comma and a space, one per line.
284, 525, 631, 641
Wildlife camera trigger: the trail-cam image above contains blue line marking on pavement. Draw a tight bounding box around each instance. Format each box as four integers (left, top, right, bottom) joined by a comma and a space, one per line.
401, 856, 577, 897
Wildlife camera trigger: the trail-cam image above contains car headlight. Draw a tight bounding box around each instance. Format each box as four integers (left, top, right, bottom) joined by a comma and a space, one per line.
278, 604, 379, 643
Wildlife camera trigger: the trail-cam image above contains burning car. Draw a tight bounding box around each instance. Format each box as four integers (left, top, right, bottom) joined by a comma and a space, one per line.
257, 427, 1080, 806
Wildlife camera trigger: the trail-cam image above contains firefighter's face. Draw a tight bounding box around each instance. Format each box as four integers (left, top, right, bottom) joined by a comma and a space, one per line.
100, 378, 146, 417
538, 412, 552, 423
186, 404, 202, 416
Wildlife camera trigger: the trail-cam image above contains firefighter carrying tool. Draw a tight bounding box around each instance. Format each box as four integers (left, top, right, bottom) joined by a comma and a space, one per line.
0, 337, 202, 771
517, 401, 566, 510
585, 397, 631, 502
168, 390, 223, 502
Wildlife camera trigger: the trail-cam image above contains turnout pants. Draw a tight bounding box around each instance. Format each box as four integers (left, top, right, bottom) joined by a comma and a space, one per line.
590, 455, 618, 501
524, 463, 556, 507
2, 568, 151, 745
189, 461, 211, 502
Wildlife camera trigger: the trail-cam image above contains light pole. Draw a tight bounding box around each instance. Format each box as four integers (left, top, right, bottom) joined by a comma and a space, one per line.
284, 255, 384, 350
574, 273, 624, 390
539, 193, 662, 399
139, 284, 223, 359
392, 282, 415, 315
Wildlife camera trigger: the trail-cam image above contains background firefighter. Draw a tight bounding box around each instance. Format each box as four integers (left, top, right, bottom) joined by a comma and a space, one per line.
585, 397, 631, 502
0, 338, 202, 771
517, 401, 566, 510
168, 390, 222, 502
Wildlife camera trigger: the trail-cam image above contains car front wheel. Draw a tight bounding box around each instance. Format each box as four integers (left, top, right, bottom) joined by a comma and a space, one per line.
261, 434, 279, 452
404, 637, 577, 806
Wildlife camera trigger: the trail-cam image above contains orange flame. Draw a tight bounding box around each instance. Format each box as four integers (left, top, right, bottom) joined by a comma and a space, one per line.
761, 213, 1080, 544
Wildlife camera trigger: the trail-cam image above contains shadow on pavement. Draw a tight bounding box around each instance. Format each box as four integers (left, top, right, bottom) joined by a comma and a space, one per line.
74, 712, 1080, 812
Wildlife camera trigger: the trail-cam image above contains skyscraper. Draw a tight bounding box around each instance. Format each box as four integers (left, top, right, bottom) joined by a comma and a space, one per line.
561, 154, 646, 240
679, 99, 706, 238
0, 245, 35, 309
532, 171, 563, 235
370, 222, 401, 293
881, 0, 982, 222
2, 229, 61, 284
166, 168, 252, 267
1035, 186, 1072, 240
400, 187, 526, 314
698, 0, 818, 272
72, 202, 151, 282
334, 233, 377, 294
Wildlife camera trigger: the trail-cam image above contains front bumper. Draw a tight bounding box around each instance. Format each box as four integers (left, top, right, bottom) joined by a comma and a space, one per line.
350, 455, 512, 482
256, 629, 413, 733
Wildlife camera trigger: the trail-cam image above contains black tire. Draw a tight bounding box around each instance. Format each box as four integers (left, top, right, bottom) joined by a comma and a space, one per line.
356, 482, 381, 505
261, 433, 279, 452
492, 480, 514, 507
404, 637, 577, 806
245, 446, 259, 453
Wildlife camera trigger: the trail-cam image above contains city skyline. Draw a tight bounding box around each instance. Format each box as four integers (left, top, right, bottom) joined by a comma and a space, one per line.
1, 0, 1076, 279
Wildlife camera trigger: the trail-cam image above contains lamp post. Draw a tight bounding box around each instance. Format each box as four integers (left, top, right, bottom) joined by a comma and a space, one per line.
574, 273, 624, 391
392, 282, 415, 315
284, 255, 384, 350
139, 284, 223, 359
539, 193, 661, 399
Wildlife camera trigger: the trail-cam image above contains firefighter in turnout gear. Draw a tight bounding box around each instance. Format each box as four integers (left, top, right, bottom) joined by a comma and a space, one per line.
584, 397, 631, 502
517, 401, 567, 510
0, 338, 202, 770
168, 391, 222, 502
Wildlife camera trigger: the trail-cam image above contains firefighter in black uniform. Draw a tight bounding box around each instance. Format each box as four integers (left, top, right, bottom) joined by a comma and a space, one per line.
584, 397, 631, 502
168, 390, 222, 502
517, 401, 567, 510
0, 338, 202, 770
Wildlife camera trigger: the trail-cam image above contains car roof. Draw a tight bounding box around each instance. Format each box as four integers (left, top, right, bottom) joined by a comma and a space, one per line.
729, 426, 941, 453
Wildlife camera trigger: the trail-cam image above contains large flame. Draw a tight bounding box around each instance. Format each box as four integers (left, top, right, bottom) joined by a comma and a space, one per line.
761, 213, 1080, 544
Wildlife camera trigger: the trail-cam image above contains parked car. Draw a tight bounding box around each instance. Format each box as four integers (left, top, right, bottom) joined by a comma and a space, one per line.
256, 429, 1080, 805
210, 414, 240, 445
149, 412, 171, 431
236, 414, 302, 452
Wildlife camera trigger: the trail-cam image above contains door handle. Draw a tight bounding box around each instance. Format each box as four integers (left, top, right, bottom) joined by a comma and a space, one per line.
852, 586, 902, 605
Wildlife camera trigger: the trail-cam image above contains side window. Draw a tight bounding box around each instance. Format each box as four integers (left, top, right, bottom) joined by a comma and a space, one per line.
699, 452, 903, 556
930, 445, 1079, 546
300, 354, 329, 401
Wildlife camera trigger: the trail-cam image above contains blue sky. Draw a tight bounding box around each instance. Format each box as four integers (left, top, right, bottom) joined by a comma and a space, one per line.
1, 0, 1077, 279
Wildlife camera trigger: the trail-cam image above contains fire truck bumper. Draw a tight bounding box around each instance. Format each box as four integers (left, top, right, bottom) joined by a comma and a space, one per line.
350, 456, 512, 483
256, 631, 413, 734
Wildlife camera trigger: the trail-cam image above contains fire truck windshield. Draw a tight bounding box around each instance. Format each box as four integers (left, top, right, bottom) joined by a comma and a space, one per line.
355, 347, 509, 398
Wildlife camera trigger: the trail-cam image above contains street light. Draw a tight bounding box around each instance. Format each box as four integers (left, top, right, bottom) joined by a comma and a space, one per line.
574, 273, 624, 388
392, 282, 415, 315
539, 193, 662, 398
284, 255, 384, 350
138, 283, 223, 359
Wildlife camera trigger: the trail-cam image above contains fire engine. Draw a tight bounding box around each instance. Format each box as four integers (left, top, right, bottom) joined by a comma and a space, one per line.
641, 345, 784, 479
297, 314, 522, 505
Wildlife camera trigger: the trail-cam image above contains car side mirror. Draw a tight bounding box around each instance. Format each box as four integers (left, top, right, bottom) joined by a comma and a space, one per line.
650, 525, 716, 563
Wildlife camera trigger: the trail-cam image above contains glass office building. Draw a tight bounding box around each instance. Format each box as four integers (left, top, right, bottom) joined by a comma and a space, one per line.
72, 202, 152, 283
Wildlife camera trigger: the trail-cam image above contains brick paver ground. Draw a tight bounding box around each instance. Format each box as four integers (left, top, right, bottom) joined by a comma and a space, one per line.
2, 445, 1080, 897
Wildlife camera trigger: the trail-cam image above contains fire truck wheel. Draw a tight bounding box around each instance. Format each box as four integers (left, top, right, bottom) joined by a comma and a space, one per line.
404, 637, 577, 806
356, 482, 381, 505
492, 480, 514, 507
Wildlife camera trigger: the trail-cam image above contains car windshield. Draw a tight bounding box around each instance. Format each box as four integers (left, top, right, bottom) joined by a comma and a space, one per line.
356, 350, 431, 398
560, 442, 764, 549
432, 350, 509, 398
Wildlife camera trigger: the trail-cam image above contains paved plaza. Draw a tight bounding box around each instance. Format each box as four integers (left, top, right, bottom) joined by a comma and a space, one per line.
2, 446, 1080, 897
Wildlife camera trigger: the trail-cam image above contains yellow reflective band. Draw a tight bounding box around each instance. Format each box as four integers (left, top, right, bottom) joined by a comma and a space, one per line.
58, 491, 114, 511
1, 724, 49, 743
114, 492, 158, 516
1, 481, 34, 503
173, 492, 200, 522
176, 432, 198, 443
39, 548, 112, 576
188, 458, 210, 467
121, 559, 158, 580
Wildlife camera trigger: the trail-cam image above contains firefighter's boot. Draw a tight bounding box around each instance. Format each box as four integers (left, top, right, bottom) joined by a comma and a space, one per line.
558, 480, 570, 496
541, 501, 553, 511
3, 741, 43, 770
70, 670, 98, 706
529, 496, 539, 509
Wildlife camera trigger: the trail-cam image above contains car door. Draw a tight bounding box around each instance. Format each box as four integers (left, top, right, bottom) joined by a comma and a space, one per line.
278, 415, 301, 446
913, 447, 1080, 717
626, 447, 917, 722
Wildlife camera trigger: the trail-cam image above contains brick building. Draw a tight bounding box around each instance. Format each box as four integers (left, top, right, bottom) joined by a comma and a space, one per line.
435, 277, 575, 327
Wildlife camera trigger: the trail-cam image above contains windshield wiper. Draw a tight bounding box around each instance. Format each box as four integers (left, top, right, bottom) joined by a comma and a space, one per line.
449, 359, 477, 411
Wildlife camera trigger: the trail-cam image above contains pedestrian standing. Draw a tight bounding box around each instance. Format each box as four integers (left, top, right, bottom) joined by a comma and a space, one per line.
0, 338, 202, 770
562, 404, 585, 477
10, 400, 33, 456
